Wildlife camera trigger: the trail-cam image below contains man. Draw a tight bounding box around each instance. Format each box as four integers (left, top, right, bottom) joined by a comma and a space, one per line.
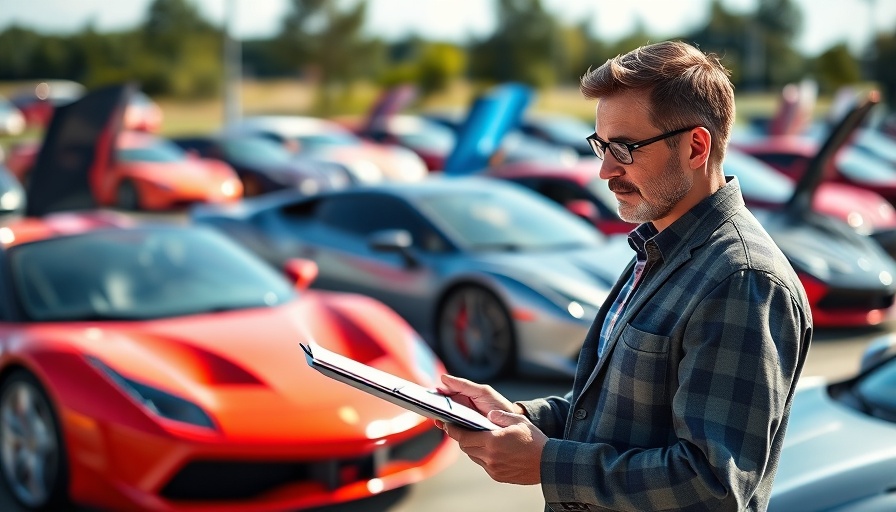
438, 40, 812, 511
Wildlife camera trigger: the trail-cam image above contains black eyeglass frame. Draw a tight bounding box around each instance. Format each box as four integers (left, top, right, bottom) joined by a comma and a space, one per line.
585, 126, 699, 164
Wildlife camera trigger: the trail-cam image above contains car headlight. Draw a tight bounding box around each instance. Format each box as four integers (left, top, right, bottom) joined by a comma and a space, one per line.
87, 356, 216, 429
0, 190, 22, 211
220, 179, 239, 196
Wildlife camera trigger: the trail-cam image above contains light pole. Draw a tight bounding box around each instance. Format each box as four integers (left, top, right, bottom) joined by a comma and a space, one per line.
223, 0, 242, 124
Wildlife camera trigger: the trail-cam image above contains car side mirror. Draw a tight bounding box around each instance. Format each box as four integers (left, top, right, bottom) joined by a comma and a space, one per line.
283, 258, 318, 290
565, 199, 599, 223
367, 229, 418, 267
859, 333, 896, 373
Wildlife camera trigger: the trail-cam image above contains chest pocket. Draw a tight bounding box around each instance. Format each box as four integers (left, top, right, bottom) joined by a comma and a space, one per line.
612, 324, 671, 431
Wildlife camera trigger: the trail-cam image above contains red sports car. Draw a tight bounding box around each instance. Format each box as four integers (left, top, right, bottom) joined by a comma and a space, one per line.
8, 131, 243, 211
0, 211, 455, 511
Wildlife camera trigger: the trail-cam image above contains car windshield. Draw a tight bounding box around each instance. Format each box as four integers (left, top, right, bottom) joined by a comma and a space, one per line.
9, 227, 294, 322
117, 138, 186, 163
394, 120, 456, 153
855, 130, 896, 164
298, 132, 360, 150
723, 150, 793, 204
223, 137, 292, 166
533, 116, 594, 143
854, 356, 896, 423
836, 147, 896, 185
417, 184, 604, 251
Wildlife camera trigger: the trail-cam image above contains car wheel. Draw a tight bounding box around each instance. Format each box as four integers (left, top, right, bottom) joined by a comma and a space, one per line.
116, 180, 141, 211
437, 286, 515, 381
0, 370, 68, 511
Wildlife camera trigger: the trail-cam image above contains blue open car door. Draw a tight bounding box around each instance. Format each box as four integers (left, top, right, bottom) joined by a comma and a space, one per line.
442, 83, 533, 175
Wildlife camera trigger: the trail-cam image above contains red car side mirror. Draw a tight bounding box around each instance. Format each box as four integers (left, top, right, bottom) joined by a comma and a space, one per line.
283, 258, 318, 290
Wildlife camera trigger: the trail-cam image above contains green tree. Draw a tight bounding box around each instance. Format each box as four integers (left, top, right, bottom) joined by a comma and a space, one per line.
812, 43, 861, 93
469, 0, 562, 87
755, 0, 806, 88
873, 30, 896, 108
276, 0, 372, 114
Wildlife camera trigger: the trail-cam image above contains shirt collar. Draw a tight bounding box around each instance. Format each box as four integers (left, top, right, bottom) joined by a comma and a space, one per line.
627, 176, 743, 261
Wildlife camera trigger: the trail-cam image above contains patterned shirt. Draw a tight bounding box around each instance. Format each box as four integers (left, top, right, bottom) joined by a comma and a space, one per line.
597, 222, 657, 358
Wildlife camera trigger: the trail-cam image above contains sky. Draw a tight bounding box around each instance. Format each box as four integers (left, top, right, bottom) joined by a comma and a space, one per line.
0, 0, 894, 56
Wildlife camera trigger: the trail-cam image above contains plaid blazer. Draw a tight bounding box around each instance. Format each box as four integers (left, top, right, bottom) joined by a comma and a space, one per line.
520, 178, 812, 512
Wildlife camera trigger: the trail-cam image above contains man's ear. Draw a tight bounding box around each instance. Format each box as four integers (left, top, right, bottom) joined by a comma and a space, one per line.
687, 127, 711, 169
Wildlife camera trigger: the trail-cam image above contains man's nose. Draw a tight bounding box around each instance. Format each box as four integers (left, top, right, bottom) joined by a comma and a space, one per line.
598, 157, 623, 180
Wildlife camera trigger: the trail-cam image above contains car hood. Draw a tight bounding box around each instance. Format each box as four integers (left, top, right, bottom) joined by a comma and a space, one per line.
469, 235, 632, 308
756, 208, 896, 289
771, 379, 896, 511
814, 182, 896, 233
124, 158, 233, 189
60, 296, 437, 441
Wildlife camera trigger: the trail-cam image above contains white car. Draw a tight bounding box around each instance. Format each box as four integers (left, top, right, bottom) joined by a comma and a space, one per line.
770, 334, 896, 511
224, 115, 429, 185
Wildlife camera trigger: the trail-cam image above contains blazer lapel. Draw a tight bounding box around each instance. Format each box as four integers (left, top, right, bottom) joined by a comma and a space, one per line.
578, 240, 697, 398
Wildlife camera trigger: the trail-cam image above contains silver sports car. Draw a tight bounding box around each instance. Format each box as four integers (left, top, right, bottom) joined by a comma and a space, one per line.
770, 334, 896, 511
191, 176, 632, 381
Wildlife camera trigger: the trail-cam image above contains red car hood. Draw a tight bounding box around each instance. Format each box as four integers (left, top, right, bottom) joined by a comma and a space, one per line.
40, 295, 437, 442
121, 158, 234, 191
815, 182, 896, 231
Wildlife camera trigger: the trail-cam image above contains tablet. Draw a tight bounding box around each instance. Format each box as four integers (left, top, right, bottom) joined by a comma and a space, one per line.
300, 342, 498, 431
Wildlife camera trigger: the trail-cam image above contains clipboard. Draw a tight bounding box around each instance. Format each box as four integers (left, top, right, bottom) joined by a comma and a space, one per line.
300, 342, 498, 431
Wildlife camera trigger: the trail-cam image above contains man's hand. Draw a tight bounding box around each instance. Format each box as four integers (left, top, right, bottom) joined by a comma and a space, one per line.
434, 374, 546, 485
436, 374, 522, 415
443, 409, 548, 485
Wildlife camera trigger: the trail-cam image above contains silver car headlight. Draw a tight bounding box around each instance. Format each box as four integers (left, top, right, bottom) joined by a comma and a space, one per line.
88, 356, 216, 429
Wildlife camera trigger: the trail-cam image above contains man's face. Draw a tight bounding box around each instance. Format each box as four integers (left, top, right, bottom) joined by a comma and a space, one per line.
595, 92, 692, 227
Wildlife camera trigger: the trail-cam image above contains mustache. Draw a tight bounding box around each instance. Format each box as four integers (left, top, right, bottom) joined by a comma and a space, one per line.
608, 178, 638, 194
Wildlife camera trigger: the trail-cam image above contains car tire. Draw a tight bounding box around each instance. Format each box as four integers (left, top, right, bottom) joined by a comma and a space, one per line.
436, 285, 516, 382
0, 369, 69, 511
116, 180, 141, 211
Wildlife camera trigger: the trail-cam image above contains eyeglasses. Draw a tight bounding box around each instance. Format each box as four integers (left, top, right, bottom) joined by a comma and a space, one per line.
585, 126, 697, 164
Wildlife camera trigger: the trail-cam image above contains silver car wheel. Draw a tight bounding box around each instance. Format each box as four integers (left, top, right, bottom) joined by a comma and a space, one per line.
0, 372, 63, 509
437, 286, 515, 381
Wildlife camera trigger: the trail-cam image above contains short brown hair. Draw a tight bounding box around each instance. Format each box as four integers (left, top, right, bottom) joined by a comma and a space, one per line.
580, 40, 735, 169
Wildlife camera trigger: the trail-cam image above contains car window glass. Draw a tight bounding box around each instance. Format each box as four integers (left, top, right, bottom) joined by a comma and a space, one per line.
118, 138, 186, 163
418, 183, 603, 251
315, 195, 447, 252
836, 147, 896, 185
9, 228, 294, 321
534, 179, 590, 204
856, 357, 896, 422
223, 137, 292, 166
723, 150, 793, 204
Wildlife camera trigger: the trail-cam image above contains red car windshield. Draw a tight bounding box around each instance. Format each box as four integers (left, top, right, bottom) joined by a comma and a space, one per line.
8, 227, 294, 322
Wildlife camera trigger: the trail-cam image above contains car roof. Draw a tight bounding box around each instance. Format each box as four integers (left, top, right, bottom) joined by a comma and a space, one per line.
231, 115, 350, 137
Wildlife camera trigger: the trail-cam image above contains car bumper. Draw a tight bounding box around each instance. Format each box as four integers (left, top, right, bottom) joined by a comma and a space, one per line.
64, 410, 456, 512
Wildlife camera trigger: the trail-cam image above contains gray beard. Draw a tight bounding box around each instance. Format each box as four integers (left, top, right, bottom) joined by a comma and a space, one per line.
616, 154, 692, 224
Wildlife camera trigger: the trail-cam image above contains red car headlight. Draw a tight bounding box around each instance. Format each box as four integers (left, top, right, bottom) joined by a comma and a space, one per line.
87, 356, 216, 430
